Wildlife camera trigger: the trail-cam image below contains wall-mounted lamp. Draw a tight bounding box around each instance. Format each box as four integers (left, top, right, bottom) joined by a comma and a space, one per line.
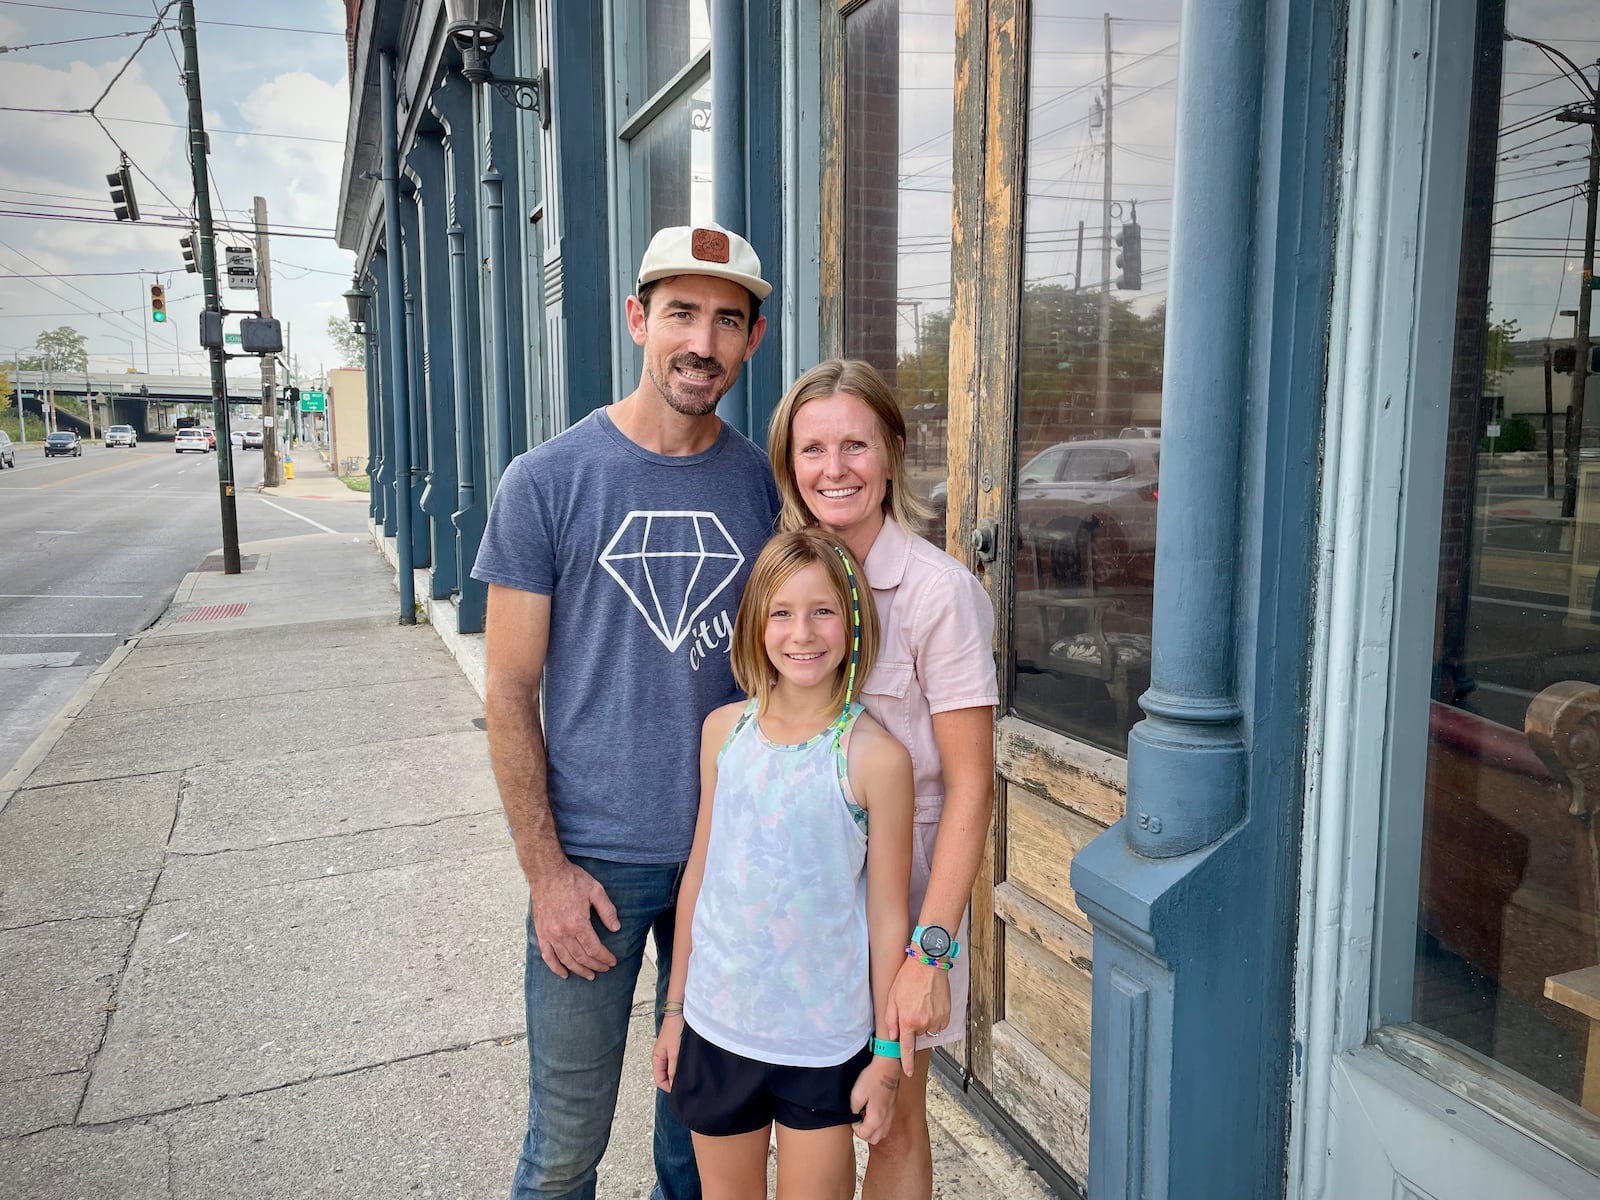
444, 0, 550, 128
344, 283, 371, 334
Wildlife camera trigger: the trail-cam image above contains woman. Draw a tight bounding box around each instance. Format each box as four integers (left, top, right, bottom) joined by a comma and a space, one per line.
768, 359, 997, 1200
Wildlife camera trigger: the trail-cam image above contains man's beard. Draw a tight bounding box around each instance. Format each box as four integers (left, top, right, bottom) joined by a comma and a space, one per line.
648, 353, 728, 416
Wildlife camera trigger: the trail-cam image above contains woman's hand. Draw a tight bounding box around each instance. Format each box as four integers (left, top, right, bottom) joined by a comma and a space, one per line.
652, 1015, 684, 1092
850, 1056, 902, 1144
884, 957, 952, 1075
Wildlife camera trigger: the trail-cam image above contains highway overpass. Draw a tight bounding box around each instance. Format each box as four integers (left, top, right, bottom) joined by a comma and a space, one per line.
7, 370, 267, 438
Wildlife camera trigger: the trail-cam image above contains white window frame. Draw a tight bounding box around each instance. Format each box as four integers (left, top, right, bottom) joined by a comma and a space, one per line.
1290, 1, 1600, 1195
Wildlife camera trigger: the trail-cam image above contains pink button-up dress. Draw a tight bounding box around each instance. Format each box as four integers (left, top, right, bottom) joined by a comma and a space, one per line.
858, 516, 998, 1047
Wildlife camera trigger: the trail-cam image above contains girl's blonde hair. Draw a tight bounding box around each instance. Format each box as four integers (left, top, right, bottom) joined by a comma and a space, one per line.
767, 358, 935, 536
730, 529, 881, 715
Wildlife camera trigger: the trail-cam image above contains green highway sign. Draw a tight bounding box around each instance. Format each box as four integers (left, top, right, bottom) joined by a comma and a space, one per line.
299, 390, 326, 413
224, 333, 241, 345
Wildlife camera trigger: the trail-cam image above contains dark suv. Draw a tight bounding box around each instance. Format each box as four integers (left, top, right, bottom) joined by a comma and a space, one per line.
44, 431, 82, 458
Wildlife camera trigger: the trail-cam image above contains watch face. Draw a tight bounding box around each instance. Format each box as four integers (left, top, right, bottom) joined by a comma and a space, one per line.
919, 925, 952, 957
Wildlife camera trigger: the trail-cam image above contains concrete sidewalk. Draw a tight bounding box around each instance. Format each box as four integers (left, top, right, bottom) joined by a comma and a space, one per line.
0, 529, 1054, 1198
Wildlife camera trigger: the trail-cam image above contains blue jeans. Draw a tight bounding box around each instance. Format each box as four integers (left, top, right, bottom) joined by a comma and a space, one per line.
510, 857, 699, 1200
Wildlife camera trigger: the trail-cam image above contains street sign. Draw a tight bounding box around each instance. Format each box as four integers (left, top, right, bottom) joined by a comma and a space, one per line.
299, 390, 326, 413
225, 245, 256, 291
224, 333, 241, 345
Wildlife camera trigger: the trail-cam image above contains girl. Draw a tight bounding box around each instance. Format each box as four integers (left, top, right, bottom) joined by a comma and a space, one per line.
652, 528, 915, 1200
768, 360, 998, 1200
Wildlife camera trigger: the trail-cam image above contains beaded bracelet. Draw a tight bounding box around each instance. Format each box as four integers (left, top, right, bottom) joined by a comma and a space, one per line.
660, 1001, 684, 1017
905, 945, 955, 970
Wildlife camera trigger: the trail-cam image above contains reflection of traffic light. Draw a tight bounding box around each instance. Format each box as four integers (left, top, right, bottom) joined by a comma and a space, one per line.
1115, 220, 1142, 291
106, 160, 139, 222
180, 233, 197, 274
150, 283, 167, 323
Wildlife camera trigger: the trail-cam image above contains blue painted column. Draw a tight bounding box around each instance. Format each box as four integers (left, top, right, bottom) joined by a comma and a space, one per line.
380, 49, 416, 625
400, 194, 431, 571
479, 88, 514, 488
433, 71, 488, 635
369, 252, 393, 536
1069, 1, 1339, 1197
363, 307, 380, 524
405, 118, 460, 600
710, 0, 748, 435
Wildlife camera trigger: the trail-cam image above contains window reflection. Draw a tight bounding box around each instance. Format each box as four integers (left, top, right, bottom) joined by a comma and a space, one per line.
1414, 0, 1600, 1119
633, 78, 714, 236
1011, 3, 1177, 753
842, 0, 956, 545
643, 1, 711, 97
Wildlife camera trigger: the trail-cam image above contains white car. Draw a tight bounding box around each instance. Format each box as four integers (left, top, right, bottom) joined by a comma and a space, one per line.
174, 428, 210, 453
105, 424, 137, 448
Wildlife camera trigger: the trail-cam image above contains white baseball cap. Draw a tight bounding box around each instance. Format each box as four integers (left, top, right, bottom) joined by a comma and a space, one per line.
636, 222, 772, 301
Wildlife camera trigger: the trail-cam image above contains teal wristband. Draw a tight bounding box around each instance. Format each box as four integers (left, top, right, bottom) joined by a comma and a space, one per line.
870, 1037, 900, 1059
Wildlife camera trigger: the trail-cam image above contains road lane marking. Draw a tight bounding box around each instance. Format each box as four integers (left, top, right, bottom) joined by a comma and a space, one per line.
0, 633, 120, 638
36, 455, 163, 490
258, 496, 339, 535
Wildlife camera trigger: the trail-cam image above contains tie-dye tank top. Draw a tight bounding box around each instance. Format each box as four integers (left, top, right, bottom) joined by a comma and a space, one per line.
683, 699, 872, 1068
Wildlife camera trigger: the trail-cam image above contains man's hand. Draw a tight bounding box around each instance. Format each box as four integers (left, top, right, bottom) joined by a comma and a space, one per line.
884, 957, 952, 1075
652, 1014, 685, 1092
850, 1056, 901, 1144
529, 858, 621, 980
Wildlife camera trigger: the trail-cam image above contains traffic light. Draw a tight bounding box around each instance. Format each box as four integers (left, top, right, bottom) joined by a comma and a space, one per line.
1115, 220, 1143, 291
106, 160, 139, 222
180, 233, 198, 274
150, 283, 167, 323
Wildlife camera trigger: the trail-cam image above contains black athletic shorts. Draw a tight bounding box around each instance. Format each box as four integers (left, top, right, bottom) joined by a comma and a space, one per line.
668, 1022, 875, 1136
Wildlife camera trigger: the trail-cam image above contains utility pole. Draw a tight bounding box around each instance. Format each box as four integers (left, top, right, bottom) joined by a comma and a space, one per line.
178, 0, 241, 573
1560, 102, 1598, 518
1545, 340, 1556, 500
254, 196, 282, 487
138, 275, 151, 374
1097, 12, 1114, 430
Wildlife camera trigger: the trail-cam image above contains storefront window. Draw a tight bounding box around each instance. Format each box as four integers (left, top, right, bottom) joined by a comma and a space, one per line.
1010, 3, 1178, 753
1413, 0, 1600, 1119
644, 0, 711, 96
842, 0, 956, 544
631, 78, 714, 234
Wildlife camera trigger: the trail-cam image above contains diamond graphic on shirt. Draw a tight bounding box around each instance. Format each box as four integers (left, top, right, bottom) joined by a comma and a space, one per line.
598, 511, 746, 653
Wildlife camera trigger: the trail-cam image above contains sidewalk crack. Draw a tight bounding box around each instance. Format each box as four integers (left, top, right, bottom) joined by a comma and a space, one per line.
165, 808, 505, 859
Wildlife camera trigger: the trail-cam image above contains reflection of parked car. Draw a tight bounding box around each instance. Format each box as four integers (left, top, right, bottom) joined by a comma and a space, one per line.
928, 438, 1159, 589
1015, 439, 1160, 589
45, 431, 82, 457
105, 424, 137, 448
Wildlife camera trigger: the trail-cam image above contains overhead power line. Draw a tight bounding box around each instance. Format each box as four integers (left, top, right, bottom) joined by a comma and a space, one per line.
0, 1, 342, 35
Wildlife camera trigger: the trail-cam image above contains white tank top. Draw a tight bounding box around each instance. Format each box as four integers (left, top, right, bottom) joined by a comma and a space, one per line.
683, 700, 872, 1067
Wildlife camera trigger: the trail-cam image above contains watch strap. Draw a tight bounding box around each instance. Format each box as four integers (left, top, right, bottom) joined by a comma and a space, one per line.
870, 1037, 901, 1059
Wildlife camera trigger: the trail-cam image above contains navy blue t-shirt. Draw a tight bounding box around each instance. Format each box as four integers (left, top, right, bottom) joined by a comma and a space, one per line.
472, 409, 780, 863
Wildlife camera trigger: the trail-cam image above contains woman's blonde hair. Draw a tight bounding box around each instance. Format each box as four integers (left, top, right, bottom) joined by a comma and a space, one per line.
767, 358, 934, 536
730, 529, 881, 716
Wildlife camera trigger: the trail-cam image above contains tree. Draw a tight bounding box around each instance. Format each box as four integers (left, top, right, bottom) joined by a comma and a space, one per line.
34, 326, 87, 375
327, 315, 365, 369
0, 364, 11, 414
1483, 312, 1521, 394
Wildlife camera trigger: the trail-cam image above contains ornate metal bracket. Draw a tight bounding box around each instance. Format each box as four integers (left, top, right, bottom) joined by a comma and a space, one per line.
484, 65, 550, 130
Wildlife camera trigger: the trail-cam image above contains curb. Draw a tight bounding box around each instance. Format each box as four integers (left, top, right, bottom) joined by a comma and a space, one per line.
0, 636, 141, 816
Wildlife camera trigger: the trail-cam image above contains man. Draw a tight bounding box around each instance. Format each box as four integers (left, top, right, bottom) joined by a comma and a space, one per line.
473, 224, 777, 1200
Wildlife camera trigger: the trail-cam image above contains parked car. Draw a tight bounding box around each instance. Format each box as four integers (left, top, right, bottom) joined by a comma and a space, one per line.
44, 431, 82, 457
174, 428, 210, 453
241, 428, 264, 449
928, 437, 1160, 589
0, 430, 15, 468
105, 424, 138, 448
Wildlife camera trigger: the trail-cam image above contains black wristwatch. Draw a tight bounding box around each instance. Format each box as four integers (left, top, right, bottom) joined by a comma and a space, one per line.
913, 924, 959, 960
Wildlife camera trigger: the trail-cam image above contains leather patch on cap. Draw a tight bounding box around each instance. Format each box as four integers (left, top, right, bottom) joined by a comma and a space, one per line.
691, 228, 731, 263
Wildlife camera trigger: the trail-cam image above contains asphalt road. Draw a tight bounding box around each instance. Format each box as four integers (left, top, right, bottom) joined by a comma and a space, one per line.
0, 440, 373, 777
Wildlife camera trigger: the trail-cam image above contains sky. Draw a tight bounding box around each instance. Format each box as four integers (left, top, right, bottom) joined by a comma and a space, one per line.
0, 0, 353, 386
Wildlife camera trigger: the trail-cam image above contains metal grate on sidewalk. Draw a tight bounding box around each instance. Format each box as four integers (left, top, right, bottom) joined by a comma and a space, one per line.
176, 602, 250, 623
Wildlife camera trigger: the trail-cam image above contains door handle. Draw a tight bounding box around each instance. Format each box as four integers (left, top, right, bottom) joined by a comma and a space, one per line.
970, 518, 999, 565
